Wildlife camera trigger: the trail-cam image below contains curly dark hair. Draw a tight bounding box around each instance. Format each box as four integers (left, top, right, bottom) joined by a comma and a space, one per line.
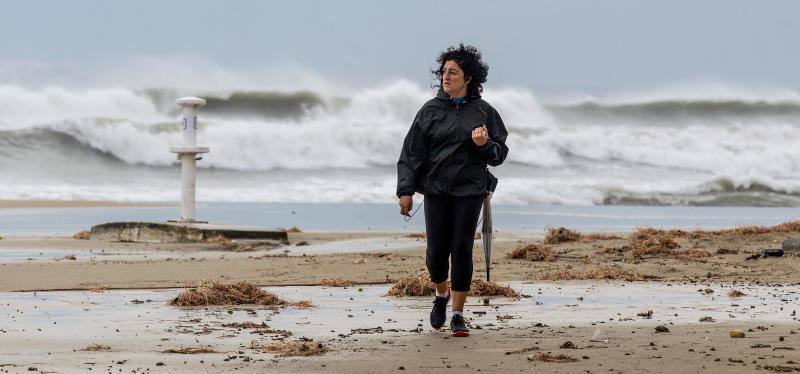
432, 44, 489, 97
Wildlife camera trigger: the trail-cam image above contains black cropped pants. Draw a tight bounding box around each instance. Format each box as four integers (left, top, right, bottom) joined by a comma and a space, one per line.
424, 194, 485, 292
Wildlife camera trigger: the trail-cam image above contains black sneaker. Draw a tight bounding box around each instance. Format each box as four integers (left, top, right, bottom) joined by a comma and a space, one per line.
450, 314, 469, 337
430, 292, 450, 330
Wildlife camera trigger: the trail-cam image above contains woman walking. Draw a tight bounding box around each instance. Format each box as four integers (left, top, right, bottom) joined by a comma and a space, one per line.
396, 44, 509, 337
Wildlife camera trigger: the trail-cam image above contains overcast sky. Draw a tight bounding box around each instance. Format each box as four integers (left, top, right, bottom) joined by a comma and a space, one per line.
1, 0, 799, 93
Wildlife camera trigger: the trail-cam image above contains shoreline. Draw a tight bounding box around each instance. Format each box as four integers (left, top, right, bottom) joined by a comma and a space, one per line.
0, 199, 176, 209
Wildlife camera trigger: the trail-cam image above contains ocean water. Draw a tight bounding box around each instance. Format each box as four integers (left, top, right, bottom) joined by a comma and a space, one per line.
1, 202, 798, 235
2, 81, 800, 207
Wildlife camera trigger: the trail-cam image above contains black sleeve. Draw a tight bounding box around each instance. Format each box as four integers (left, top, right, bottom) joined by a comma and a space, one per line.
476, 106, 509, 167
396, 111, 426, 197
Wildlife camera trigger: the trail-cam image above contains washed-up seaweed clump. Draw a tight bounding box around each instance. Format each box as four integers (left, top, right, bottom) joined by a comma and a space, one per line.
544, 227, 582, 244
73, 231, 91, 240
250, 340, 326, 356
715, 220, 800, 236
527, 352, 578, 363
385, 271, 519, 298
631, 220, 800, 241
320, 278, 354, 287
222, 321, 267, 329
581, 232, 623, 240
162, 346, 216, 354
544, 227, 622, 245
727, 289, 747, 297
601, 228, 713, 259
539, 266, 646, 281
629, 228, 680, 256
682, 249, 713, 258
170, 281, 311, 307
81, 344, 111, 351
470, 279, 520, 298
509, 244, 556, 262
385, 271, 435, 296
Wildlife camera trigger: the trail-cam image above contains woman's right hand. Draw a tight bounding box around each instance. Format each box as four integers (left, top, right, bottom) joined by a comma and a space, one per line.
399, 195, 413, 217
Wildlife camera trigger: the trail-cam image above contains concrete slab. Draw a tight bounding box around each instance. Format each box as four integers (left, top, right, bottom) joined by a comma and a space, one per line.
90, 221, 288, 243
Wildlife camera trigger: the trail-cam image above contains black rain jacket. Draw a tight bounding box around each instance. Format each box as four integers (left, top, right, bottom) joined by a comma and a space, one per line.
396, 89, 509, 198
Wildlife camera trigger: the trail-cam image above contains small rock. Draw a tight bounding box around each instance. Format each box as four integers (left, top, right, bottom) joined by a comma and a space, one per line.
699, 316, 716, 322
655, 325, 670, 333
560, 341, 576, 349
730, 330, 746, 338
156, 362, 165, 366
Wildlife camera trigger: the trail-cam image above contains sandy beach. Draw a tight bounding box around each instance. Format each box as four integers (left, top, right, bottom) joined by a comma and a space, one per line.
1, 215, 799, 373
5, 2, 800, 372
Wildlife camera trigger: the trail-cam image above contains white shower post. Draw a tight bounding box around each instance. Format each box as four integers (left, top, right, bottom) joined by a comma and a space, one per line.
170, 97, 209, 222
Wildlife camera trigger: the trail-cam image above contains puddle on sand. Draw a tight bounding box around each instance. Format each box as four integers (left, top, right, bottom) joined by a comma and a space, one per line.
0, 249, 187, 263
0, 237, 423, 264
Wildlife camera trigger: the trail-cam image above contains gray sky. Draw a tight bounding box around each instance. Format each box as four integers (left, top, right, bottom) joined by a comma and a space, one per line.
1, 0, 799, 93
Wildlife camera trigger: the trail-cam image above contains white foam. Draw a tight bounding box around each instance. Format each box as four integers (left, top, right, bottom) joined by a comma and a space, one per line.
554, 80, 800, 105
0, 85, 166, 128
4, 81, 800, 204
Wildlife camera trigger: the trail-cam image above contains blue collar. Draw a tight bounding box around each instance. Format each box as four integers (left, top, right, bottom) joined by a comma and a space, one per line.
451, 96, 466, 105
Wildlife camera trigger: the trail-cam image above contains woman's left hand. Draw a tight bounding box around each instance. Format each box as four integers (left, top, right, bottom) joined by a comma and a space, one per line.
472, 125, 489, 146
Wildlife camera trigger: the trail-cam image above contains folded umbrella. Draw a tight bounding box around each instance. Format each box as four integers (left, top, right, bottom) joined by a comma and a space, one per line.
482, 192, 493, 282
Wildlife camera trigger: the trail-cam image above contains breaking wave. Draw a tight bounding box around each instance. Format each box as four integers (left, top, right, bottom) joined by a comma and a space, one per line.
2, 81, 800, 206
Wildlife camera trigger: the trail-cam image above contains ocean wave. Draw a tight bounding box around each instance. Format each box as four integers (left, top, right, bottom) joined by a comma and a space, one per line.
550, 100, 800, 123
4, 81, 800, 205
3, 81, 800, 174
142, 89, 327, 119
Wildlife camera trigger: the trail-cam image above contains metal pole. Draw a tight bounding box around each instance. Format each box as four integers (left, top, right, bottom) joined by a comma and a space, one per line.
180, 154, 197, 221
171, 97, 209, 223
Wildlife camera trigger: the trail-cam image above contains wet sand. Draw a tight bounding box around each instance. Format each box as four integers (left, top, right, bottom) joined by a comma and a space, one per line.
1, 283, 798, 373
1, 229, 799, 373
